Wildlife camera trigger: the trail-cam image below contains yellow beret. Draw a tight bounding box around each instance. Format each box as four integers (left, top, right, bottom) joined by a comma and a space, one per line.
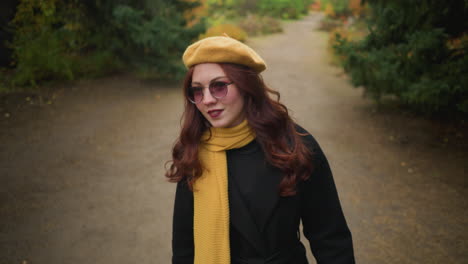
182, 36, 267, 73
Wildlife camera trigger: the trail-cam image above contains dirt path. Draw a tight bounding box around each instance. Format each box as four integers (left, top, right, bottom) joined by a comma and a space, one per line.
1, 13, 467, 264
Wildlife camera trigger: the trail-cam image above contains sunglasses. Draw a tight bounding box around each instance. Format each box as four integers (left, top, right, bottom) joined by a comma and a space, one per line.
187, 81, 234, 104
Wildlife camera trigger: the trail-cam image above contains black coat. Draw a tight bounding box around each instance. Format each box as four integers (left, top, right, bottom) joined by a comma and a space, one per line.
172, 126, 355, 264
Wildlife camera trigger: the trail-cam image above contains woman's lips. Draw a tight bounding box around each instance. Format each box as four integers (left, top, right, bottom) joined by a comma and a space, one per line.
208, 109, 223, 118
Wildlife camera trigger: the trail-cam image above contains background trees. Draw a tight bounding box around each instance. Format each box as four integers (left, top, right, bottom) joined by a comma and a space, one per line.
5, 0, 466, 118
2, 0, 205, 88
2, 0, 317, 89
333, 0, 468, 116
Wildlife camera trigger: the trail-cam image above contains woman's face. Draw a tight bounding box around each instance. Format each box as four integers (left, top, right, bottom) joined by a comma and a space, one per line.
191, 63, 245, 128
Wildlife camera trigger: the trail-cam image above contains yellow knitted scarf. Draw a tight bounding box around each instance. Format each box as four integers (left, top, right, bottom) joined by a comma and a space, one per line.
194, 119, 255, 264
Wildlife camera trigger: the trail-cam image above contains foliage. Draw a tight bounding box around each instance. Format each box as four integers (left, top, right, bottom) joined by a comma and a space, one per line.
319, 0, 368, 32
110, 4, 204, 79
334, 0, 468, 115
324, 3, 336, 17
11, 30, 73, 86
204, 12, 233, 28
184, 0, 209, 26
320, 0, 351, 17
86, 0, 205, 79
8, 0, 85, 86
200, 24, 247, 41
238, 14, 283, 36
5, 0, 205, 88
320, 16, 342, 31
258, 0, 312, 19
199, 0, 310, 40
206, 0, 259, 16
327, 23, 367, 64
348, 0, 366, 17
205, 0, 313, 19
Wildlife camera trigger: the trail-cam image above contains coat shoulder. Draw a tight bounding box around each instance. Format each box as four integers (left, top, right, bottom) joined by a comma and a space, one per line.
293, 123, 321, 154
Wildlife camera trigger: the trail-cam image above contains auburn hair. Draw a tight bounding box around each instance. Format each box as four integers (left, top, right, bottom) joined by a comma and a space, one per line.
165, 63, 314, 196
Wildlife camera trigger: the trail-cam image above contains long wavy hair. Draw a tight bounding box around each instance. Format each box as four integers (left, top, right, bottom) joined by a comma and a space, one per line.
165, 63, 314, 196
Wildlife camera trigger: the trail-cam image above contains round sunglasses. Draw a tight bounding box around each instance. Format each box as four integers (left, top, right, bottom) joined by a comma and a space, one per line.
187, 81, 234, 104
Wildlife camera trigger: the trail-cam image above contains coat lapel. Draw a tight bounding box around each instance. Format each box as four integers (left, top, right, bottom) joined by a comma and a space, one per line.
229, 159, 284, 255
254, 162, 283, 233
227, 139, 285, 255
229, 175, 266, 256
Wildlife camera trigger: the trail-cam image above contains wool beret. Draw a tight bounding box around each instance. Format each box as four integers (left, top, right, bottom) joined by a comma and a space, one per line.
182, 36, 267, 73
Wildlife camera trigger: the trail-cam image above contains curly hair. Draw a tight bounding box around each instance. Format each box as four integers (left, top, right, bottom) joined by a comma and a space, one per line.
165, 63, 314, 196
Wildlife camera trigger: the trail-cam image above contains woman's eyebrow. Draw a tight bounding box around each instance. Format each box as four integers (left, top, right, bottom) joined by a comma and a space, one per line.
191, 76, 227, 85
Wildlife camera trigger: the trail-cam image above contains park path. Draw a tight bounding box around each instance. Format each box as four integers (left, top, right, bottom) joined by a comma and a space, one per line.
1, 12, 466, 264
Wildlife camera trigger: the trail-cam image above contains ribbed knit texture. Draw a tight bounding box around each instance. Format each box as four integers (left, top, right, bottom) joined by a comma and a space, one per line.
194, 119, 255, 264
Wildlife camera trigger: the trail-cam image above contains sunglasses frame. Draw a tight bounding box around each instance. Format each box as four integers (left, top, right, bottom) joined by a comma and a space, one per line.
187, 81, 234, 104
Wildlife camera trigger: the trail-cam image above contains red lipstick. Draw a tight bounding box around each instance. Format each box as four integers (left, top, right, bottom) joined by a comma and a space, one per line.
208, 109, 223, 118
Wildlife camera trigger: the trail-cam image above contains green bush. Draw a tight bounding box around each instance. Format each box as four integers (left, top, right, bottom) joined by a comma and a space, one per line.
200, 24, 248, 41
334, 0, 468, 116
73, 50, 123, 78
321, 0, 351, 17
205, 0, 250, 19
206, 0, 312, 20
11, 30, 74, 86
7, 0, 85, 86
110, 4, 204, 79
5, 0, 205, 88
258, 0, 312, 19
81, 0, 205, 77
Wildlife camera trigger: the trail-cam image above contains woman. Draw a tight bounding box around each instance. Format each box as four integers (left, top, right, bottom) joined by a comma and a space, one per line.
166, 36, 355, 264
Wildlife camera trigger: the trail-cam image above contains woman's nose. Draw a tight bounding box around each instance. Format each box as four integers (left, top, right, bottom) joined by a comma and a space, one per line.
202, 88, 217, 105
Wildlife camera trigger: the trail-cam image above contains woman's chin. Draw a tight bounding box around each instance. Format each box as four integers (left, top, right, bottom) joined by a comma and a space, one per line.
208, 118, 236, 128
209, 120, 227, 128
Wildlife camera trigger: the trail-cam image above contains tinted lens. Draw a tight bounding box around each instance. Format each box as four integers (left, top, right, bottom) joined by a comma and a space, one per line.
209, 82, 229, 98
187, 82, 231, 103
188, 87, 203, 103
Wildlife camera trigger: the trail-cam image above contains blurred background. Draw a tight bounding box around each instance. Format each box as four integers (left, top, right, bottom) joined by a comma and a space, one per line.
1, 0, 467, 116
0, 0, 467, 263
